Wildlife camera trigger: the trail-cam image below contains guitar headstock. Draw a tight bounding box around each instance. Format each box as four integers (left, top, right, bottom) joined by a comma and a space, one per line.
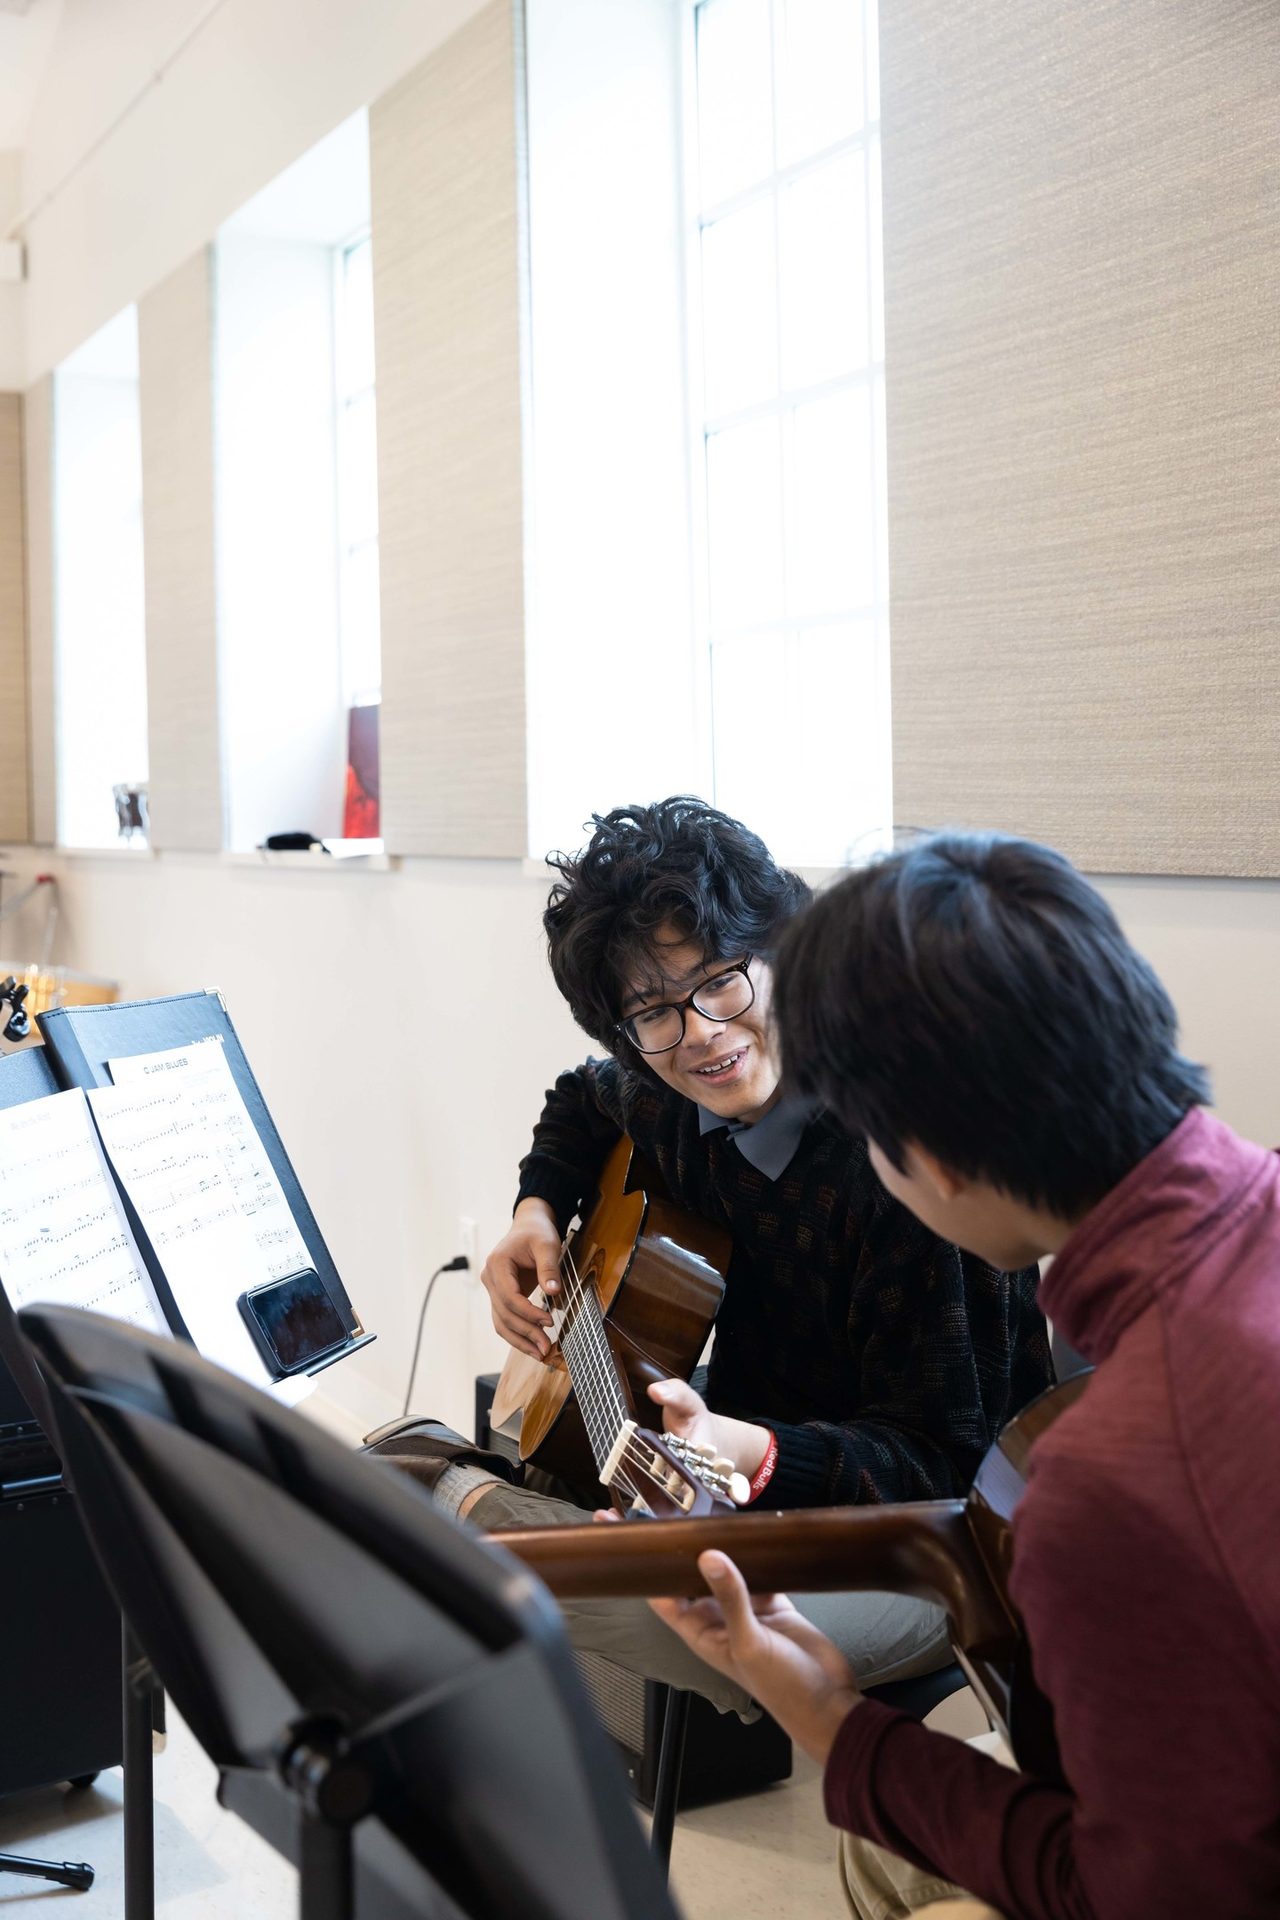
601, 1421, 750, 1518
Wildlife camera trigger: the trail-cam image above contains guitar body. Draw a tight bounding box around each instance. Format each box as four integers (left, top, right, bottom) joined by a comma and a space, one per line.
502, 1371, 1091, 1780
959, 1368, 1090, 1777
495, 1136, 731, 1493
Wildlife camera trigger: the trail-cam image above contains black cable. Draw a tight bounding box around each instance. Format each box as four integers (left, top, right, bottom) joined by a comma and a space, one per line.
402, 1255, 470, 1416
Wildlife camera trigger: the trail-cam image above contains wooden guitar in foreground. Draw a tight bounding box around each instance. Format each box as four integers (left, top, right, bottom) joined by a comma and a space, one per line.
499, 1372, 1091, 1781
492, 1135, 740, 1513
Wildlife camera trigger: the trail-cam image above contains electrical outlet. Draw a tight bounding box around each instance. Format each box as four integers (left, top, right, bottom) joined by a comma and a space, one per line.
458, 1214, 480, 1276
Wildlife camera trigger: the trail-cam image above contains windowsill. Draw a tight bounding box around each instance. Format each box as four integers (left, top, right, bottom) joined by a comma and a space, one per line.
56, 843, 154, 859
35, 844, 396, 872
223, 844, 397, 872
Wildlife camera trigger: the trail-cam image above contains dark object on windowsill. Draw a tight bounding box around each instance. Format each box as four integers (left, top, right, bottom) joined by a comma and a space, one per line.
261, 832, 330, 853
113, 783, 149, 844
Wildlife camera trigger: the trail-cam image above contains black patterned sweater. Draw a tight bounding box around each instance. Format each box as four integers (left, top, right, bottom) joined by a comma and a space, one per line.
516, 1057, 1053, 1510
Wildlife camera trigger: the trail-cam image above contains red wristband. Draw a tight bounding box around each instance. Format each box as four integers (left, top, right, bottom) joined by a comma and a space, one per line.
746, 1431, 778, 1504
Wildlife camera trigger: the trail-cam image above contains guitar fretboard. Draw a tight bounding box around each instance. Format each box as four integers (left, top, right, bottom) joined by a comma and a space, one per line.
555, 1270, 630, 1476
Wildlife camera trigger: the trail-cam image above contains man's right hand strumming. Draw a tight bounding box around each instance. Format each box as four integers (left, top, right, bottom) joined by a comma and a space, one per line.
480, 1198, 564, 1359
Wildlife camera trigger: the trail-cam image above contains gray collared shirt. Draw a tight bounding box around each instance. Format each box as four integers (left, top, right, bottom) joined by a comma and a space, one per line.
697, 1091, 814, 1180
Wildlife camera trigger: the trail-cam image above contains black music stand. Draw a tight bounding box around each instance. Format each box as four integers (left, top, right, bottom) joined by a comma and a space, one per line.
0, 1045, 111, 1898
21, 1303, 683, 1920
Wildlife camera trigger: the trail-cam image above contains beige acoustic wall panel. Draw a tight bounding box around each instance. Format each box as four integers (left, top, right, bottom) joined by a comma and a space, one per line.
0, 393, 28, 840
138, 249, 224, 851
371, 0, 528, 857
23, 375, 55, 846
883, 2, 1280, 875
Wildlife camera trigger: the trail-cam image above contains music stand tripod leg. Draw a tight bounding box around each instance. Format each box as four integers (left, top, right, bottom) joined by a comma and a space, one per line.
649, 1686, 690, 1875
123, 1624, 155, 1920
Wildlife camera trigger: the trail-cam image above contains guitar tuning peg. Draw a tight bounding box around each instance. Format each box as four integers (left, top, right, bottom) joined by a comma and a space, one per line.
727, 1472, 751, 1506
711, 1454, 735, 1477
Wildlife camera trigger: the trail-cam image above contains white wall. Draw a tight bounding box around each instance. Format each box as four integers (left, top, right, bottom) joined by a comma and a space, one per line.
0, 153, 23, 387
1096, 876, 1280, 1151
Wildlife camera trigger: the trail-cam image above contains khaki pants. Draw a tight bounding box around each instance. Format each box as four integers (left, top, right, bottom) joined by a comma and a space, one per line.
838, 1835, 992, 1919
468, 1474, 952, 1718
836, 1730, 1011, 1920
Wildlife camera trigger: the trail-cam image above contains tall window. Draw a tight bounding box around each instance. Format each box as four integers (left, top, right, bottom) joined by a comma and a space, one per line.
214, 110, 377, 850
334, 230, 380, 841
53, 307, 149, 849
335, 232, 381, 710
692, 0, 888, 866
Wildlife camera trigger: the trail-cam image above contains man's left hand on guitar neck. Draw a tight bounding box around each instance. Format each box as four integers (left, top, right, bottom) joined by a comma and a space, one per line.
650, 1549, 864, 1767
645, 1378, 774, 1486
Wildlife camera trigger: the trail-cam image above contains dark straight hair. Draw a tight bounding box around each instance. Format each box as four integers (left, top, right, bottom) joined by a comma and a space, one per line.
773, 832, 1209, 1219
544, 798, 810, 1069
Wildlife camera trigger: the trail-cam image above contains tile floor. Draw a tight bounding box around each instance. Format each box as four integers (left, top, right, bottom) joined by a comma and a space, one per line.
0, 1713, 831, 1919
0, 1685, 986, 1919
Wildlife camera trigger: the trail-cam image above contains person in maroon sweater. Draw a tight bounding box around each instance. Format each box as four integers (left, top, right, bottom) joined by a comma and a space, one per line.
651, 831, 1280, 1920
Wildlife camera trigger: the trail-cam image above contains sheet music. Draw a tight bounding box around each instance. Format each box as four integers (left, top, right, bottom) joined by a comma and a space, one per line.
89, 1071, 312, 1404
0, 1088, 168, 1334
108, 1039, 314, 1281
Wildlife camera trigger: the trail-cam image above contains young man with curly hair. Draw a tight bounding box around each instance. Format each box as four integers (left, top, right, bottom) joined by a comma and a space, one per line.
369, 800, 1052, 1713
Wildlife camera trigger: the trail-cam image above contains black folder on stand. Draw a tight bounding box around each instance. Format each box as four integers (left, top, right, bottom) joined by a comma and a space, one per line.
0, 1044, 64, 1432
33, 990, 373, 1375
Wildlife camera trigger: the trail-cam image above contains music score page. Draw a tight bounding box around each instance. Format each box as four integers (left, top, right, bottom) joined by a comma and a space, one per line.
0, 1088, 168, 1334
107, 1038, 313, 1280
91, 1048, 314, 1402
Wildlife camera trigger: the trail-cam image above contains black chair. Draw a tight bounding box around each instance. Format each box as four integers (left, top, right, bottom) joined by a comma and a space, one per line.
646, 1660, 967, 1870
21, 1303, 684, 1920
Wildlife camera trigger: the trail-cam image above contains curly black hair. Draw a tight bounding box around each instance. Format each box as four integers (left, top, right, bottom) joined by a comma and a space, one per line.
773, 831, 1209, 1219
544, 798, 810, 1068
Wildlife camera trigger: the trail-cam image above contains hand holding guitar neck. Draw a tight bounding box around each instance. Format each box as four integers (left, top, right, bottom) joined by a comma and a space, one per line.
646, 1376, 773, 1487
599, 1419, 748, 1517
650, 1552, 863, 1767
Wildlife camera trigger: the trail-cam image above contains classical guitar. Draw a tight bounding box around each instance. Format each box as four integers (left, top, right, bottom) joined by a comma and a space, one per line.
492, 1134, 743, 1516
500, 1371, 1091, 1781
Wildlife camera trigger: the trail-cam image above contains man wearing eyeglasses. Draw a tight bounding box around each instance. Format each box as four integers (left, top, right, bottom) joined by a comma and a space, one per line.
370, 797, 1052, 1709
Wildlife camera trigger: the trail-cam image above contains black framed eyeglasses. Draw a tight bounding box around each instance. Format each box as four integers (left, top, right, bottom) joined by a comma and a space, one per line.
616, 956, 755, 1055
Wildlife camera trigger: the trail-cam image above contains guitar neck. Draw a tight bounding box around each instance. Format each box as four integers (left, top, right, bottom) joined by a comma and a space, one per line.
497, 1500, 1010, 1653
553, 1273, 630, 1475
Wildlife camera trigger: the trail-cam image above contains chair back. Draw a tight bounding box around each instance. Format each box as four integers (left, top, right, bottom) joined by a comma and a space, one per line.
21, 1304, 682, 1920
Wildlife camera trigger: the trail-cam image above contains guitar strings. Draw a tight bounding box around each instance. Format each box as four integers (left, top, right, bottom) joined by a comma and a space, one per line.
553, 1238, 727, 1508
558, 1239, 628, 1439
553, 1237, 642, 1505
555, 1240, 715, 1499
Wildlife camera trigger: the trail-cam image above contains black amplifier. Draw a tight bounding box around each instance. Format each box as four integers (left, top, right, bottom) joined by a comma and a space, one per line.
0, 1385, 123, 1797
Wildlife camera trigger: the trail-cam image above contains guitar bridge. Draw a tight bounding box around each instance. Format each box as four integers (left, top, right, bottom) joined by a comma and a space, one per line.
601, 1421, 695, 1511
601, 1420, 746, 1513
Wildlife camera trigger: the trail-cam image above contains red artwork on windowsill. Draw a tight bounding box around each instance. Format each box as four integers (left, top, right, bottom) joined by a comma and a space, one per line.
343, 701, 380, 839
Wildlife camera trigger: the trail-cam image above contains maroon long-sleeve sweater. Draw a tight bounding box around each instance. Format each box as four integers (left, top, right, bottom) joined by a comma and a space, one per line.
824, 1108, 1280, 1920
